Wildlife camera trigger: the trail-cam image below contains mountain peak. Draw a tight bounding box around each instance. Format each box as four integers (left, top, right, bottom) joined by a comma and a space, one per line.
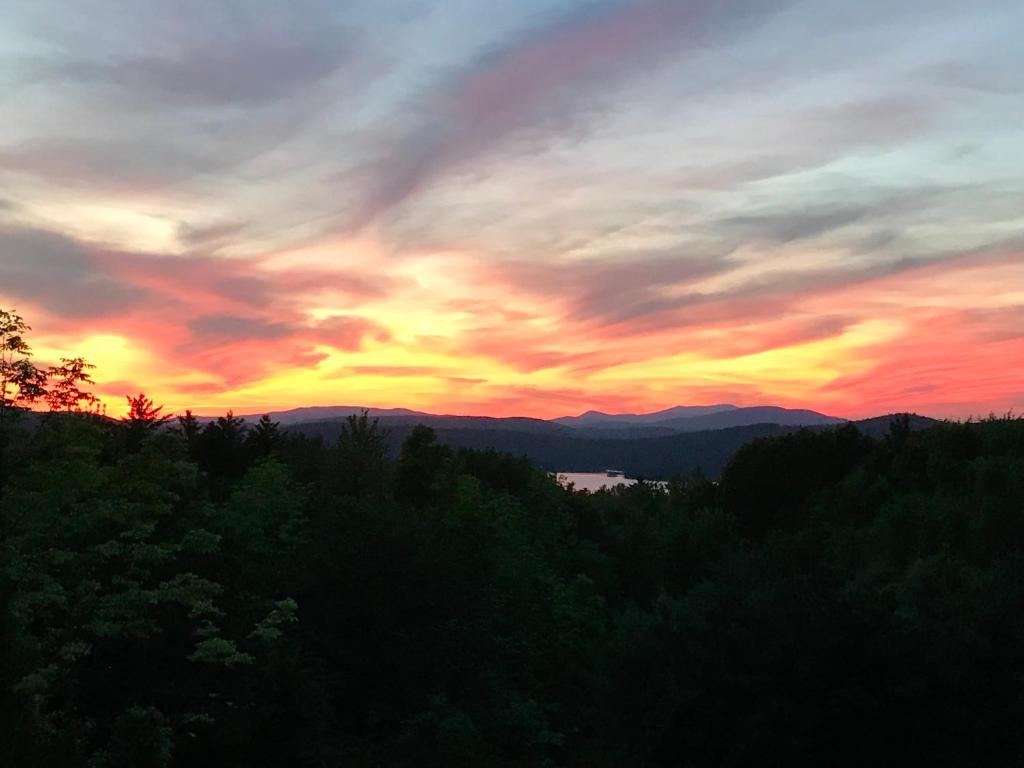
552, 404, 850, 431
554, 404, 738, 427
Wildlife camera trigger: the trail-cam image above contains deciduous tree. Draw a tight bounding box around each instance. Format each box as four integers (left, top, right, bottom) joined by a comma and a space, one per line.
44, 357, 99, 413
0, 309, 46, 422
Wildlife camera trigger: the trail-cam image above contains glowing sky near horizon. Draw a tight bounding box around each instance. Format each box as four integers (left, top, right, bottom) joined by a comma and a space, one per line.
1, 0, 1022, 419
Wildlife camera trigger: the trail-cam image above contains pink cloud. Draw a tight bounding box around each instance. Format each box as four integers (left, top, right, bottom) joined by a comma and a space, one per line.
351, 0, 782, 228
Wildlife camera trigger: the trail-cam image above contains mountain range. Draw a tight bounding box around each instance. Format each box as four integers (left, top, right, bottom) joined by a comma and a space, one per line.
231, 403, 845, 434
209, 404, 935, 480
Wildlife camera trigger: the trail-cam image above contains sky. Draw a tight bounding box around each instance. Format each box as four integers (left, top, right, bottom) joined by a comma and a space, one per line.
1, 0, 1022, 419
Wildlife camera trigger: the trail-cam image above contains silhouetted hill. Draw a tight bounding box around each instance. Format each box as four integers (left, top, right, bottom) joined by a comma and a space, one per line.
657, 406, 844, 432
187, 403, 936, 480
290, 419, 798, 477
354, 414, 571, 435
553, 404, 843, 432
553, 404, 737, 427
215, 408, 571, 434
220, 405, 431, 425
289, 415, 935, 479
234, 403, 841, 436
563, 424, 684, 440
849, 412, 940, 438
409, 423, 799, 477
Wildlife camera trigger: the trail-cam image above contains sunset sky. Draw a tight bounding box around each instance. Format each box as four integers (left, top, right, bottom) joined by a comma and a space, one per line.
1, 0, 1022, 419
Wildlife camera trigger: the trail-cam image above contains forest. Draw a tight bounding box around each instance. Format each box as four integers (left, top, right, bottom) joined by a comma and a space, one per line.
3, 309, 1024, 766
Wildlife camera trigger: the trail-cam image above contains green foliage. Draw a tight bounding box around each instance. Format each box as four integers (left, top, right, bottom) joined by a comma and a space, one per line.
99, 706, 174, 768
0, 416, 296, 765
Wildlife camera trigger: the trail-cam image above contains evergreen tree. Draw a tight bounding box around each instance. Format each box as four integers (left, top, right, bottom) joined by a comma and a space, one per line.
174, 410, 201, 458
198, 411, 250, 490
333, 410, 388, 499
248, 414, 283, 459
122, 393, 173, 452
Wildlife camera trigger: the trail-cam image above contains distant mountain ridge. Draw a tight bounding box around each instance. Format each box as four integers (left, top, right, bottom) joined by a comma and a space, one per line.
553, 404, 738, 427
198, 405, 431, 426
290, 414, 939, 479
655, 406, 845, 432
158, 402, 937, 479
222, 403, 845, 434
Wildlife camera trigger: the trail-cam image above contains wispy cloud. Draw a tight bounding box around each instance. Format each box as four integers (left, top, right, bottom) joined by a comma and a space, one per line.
349, 0, 791, 229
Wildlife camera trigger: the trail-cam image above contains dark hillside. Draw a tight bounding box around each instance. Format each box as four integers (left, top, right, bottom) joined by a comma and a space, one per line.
290, 413, 938, 478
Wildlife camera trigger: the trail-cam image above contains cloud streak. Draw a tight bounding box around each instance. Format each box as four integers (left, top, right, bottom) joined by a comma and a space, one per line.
350, 0, 791, 229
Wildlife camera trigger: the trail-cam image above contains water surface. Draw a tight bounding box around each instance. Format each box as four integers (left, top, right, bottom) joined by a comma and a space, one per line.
554, 472, 636, 492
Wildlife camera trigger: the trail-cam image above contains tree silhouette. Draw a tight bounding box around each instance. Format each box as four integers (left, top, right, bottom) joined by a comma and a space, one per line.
199, 410, 250, 486
175, 410, 201, 456
248, 414, 283, 458
0, 309, 47, 422
125, 393, 171, 426
396, 424, 451, 507
334, 410, 388, 499
44, 357, 99, 413
122, 393, 173, 451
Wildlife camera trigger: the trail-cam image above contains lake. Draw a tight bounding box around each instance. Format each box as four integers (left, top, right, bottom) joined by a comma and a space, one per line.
554, 471, 636, 492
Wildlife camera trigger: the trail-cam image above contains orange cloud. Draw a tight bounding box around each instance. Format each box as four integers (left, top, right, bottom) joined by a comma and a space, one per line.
9, 230, 1017, 420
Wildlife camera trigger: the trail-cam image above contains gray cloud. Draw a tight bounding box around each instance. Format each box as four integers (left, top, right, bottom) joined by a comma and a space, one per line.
0, 227, 146, 317
717, 206, 880, 244
185, 312, 384, 356
177, 221, 249, 248
187, 314, 294, 342
38, 0, 359, 108
593, 235, 1024, 334
0, 223, 398, 332
0, 138, 220, 194
710, 187, 958, 244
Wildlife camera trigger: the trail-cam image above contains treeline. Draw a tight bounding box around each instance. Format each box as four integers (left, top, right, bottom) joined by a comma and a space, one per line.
3, 312, 1024, 765
292, 419, 805, 479
2, 405, 1023, 766
288, 414, 938, 480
